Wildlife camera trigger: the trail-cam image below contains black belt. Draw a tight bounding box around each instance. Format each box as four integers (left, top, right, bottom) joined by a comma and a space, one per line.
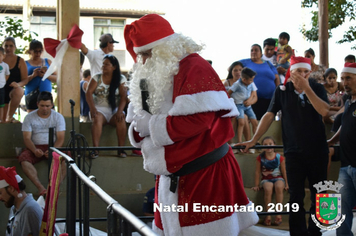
167, 143, 229, 193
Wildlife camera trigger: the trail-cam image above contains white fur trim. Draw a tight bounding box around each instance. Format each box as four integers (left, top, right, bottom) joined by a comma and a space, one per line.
129, 120, 170, 175
141, 138, 170, 175
168, 91, 239, 118
342, 67, 356, 74
157, 175, 182, 236
149, 114, 174, 147
0, 175, 22, 189
290, 62, 311, 71
154, 176, 259, 236
181, 209, 259, 236
0, 179, 9, 189
134, 33, 177, 54
128, 123, 143, 148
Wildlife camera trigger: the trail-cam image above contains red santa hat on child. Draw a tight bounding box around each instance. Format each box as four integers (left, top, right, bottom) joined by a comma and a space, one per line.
280, 56, 312, 91
124, 14, 176, 62
0, 166, 23, 198
342, 62, 356, 74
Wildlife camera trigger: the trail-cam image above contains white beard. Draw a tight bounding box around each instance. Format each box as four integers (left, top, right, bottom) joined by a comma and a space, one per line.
128, 34, 203, 115
128, 52, 179, 115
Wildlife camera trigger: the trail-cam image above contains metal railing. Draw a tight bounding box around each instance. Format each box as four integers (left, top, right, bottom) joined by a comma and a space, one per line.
50, 147, 157, 236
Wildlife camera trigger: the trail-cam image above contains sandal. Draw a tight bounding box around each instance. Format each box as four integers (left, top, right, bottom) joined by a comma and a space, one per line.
118, 150, 127, 158
273, 215, 283, 226
263, 216, 271, 226
89, 151, 99, 159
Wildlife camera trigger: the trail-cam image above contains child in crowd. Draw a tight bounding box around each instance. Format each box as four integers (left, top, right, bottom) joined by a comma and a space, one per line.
228, 67, 258, 150
80, 69, 91, 122
276, 32, 293, 70
252, 136, 288, 226
0, 47, 10, 123
345, 54, 356, 63
276, 32, 293, 84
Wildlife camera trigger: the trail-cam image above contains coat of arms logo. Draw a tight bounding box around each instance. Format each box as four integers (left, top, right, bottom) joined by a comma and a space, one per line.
311, 180, 346, 230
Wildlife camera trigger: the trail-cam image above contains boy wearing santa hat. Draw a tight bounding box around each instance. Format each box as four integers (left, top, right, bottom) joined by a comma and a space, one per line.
124, 14, 258, 236
0, 166, 43, 236
328, 62, 356, 236
240, 56, 330, 236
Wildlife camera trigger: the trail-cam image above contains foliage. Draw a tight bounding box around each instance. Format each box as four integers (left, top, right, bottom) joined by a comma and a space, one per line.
0, 16, 38, 54
301, 0, 356, 49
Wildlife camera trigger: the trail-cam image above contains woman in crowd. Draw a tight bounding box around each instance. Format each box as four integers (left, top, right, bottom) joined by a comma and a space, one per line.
224, 61, 247, 146
25, 40, 57, 112
86, 54, 127, 158
323, 68, 344, 124
2, 37, 27, 123
224, 61, 243, 91
239, 44, 279, 120
304, 48, 327, 84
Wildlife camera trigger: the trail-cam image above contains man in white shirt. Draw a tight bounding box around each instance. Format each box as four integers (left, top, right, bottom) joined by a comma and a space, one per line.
18, 91, 66, 196
262, 38, 277, 66
80, 33, 119, 76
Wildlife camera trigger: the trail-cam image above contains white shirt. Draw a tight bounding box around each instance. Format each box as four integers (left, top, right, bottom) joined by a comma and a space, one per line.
0, 61, 10, 88
86, 49, 106, 76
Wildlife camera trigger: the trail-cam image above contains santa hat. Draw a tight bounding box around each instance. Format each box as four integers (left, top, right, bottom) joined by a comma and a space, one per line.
280, 56, 311, 91
342, 62, 356, 74
0, 166, 23, 198
124, 14, 175, 62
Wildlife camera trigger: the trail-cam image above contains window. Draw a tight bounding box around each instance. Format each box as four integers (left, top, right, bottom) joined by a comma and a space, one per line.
30, 16, 57, 41
93, 18, 125, 50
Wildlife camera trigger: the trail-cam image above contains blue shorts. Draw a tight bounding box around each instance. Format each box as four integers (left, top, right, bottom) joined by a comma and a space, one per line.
236, 104, 257, 120
261, 178, 285, 185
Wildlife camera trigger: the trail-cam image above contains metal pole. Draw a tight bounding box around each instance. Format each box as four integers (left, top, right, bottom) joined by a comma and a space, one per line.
83, 183, 90, 236
66, 164, 76, 235
107, 205, 119, 236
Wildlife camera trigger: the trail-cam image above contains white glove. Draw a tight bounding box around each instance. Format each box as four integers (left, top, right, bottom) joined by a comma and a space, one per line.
126, 102, 135, 123
133, 110, 152, 137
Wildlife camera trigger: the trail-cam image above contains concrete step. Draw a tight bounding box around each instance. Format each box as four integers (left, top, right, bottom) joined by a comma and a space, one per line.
0, 120, 340, 233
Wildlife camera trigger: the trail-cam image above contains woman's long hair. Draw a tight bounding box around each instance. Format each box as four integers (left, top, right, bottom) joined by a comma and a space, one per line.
226, 61, 243, 80
103, 54, 121, 112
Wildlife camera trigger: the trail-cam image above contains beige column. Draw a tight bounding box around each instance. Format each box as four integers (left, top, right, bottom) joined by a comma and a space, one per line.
56, 0, 80, 117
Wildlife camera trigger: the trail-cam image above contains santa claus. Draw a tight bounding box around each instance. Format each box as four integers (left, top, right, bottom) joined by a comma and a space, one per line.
124, 14, 258, 235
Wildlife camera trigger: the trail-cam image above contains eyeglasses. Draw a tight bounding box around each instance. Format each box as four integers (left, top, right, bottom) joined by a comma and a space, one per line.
33, 49, 43, 54
7, 216, 15, 234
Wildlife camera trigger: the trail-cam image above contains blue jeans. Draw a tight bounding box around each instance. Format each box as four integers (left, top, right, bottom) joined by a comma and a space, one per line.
236, 104, 257, 120
336, 166, 356, 236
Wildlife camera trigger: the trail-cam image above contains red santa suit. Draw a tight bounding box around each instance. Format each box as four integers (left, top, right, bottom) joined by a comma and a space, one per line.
125, 14, 258, 236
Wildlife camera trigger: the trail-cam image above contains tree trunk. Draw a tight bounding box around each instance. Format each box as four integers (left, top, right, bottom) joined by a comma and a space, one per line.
318, 0, 329, 68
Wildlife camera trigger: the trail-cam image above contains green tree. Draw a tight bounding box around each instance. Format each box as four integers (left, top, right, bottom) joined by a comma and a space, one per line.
0, 16, 38, 53
301, 0, 356, 49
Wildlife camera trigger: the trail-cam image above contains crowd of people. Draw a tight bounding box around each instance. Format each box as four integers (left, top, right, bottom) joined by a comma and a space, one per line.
1, 13, 356, 236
